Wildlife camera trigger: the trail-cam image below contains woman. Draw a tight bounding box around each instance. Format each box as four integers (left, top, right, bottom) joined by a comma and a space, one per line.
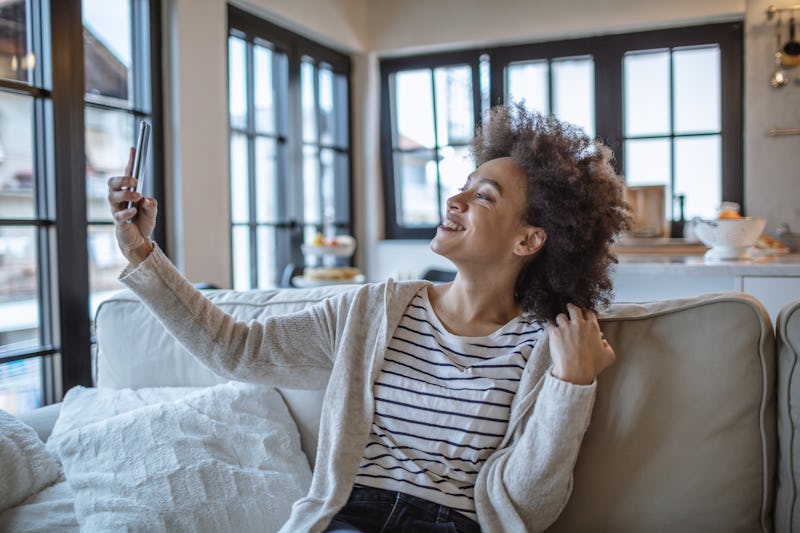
107, 104, 630, 533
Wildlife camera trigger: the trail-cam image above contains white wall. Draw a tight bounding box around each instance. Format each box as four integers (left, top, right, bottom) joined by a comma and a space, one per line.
166, 0, 229, 286
366, 0, 744, 54
165, 0, 800, 286
744, 0, 800, 234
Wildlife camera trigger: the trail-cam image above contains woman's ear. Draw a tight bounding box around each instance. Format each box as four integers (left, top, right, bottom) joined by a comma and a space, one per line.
514, 226, 546, 257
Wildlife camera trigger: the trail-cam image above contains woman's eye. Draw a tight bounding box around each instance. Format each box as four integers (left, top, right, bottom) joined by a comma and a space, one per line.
475, 192, 487, 200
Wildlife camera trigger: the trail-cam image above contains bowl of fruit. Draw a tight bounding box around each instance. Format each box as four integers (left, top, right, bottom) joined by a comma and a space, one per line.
301, 234, 356, 258
692, 210, 767, 261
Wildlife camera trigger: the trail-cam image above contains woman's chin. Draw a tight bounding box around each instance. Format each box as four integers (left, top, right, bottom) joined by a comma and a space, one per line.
429, 234, 450, 257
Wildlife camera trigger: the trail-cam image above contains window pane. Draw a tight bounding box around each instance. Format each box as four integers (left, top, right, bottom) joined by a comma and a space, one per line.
85, 107, 135, 221
675, 135, 721, 219
438, 146, 473, 218
303, 145, 320, 225
674, 46, 720, 134
333, 150, 350, 220
228, 36, 248, 130
83, 0, 132, 102
88, 224, 126, 320
553, 56, 595, 137
0, 358, 42, 415
434, 65, 473, 146
624, 138, 671, 189
0, 91, 35, 218
256, 226, 275, 289
230, 133, 249, 224
320, 148, 335, 221
302, 60, 317, 143
332, 71, 349, 148
253, 44, 275, 134
319, 66, 334, 146
479, 54, 490, 124
0, 2, 33, 84
395, 150, 438, 226
393, 70, 435, 149
232, 225, 251, 290
255, 137, 277, 223
506, 60, 548, 115
624, 50, 670, 136
0, 226, 39, 353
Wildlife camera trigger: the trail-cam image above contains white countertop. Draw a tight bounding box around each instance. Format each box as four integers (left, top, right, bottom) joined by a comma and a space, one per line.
613, 253, 800, 276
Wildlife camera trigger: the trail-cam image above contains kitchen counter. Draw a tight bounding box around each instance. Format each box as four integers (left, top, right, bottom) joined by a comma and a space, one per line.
614, 252, 800, 276
610, 252, 800, 323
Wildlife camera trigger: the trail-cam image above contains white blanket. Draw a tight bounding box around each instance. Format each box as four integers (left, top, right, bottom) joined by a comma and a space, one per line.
46, 382, 312, 532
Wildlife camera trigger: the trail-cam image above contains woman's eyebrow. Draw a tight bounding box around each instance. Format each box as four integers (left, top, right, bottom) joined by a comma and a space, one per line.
467, 175, 503, 195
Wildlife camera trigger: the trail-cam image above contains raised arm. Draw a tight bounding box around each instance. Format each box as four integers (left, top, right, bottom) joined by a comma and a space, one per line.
106, 155, 339, 389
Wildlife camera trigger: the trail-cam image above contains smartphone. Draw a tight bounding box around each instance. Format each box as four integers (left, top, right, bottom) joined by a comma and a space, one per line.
126, 121, 152, 216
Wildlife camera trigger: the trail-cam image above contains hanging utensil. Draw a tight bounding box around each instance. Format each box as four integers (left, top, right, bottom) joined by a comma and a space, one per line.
772, 13, 788, 88
781, 11, 800, 68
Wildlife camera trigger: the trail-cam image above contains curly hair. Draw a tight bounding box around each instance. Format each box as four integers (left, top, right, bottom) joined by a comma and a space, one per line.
472, 103, 631, 322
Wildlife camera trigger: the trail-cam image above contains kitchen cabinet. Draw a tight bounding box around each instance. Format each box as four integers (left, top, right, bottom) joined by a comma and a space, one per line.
611, 254, 800, 324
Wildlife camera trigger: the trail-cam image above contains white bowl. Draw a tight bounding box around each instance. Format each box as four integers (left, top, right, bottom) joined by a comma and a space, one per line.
692, 217, 767, 260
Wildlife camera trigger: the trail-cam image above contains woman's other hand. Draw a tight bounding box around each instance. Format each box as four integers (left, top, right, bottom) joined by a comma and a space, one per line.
107, 147, 158, 266
547, 304, 615, 385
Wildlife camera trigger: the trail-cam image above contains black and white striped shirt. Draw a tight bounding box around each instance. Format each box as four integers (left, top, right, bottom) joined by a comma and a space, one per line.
355, 287, 544, 520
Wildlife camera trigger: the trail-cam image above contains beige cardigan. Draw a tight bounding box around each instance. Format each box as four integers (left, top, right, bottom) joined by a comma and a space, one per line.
120, 245, 597, 533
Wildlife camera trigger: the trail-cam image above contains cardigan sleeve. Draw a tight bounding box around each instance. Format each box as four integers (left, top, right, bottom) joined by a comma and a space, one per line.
475, 368, 596, 533
118, 244, 348, 390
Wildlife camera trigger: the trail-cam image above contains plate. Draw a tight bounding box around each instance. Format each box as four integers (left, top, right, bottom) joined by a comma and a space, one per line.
292, 274, 365, 288
748, 246, 790, 257
301, 243, 355, 257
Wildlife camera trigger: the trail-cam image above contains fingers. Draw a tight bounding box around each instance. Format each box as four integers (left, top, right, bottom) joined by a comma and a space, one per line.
566, 303, 584, 322
124, 147, 135, 177
112, 205, 138, 223
555, 304, 597, 326
107, 176, 141, 214
108, 175, 137, 190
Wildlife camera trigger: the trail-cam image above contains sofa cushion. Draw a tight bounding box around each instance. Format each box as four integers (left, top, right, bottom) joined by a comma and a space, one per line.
94, 286, 357, 463
94, 285, 355, 389
776, 298, 800, 533
48, 382, 312, 532
549, 292, 776, 533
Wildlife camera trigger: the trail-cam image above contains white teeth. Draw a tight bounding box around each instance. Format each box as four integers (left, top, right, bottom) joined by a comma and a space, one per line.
443, 219, 465, 231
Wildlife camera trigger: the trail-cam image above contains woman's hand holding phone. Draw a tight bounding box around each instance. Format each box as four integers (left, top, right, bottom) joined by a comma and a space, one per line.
107, 146, 158, 266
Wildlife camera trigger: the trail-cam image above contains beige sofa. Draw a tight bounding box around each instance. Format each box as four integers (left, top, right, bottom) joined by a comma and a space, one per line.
7, 287, 800, 532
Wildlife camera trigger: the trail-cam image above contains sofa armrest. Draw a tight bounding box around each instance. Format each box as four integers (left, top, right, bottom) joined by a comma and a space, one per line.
17, 402, 62, 443
775, 298, 800, 533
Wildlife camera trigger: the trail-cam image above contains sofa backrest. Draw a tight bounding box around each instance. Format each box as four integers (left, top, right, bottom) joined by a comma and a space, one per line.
549, 292, 776, 533
94, 285, 356, 465
95, 288, 777, 532
776, 298, 800, 533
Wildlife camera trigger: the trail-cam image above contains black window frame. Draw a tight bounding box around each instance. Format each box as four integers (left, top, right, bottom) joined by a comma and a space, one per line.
380, 22, 743, 240
0, 0, 165, 406
227, 5, 353, 288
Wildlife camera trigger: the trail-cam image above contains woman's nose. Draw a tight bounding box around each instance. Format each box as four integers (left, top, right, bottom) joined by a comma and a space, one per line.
447, 191, 466, 211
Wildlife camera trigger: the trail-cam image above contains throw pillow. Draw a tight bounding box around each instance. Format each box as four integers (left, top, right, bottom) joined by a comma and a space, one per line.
0, 409, 62, 513
50, 382, 312, 532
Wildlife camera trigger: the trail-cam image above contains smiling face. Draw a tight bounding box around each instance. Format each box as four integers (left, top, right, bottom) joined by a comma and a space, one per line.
430, 156, 546, 271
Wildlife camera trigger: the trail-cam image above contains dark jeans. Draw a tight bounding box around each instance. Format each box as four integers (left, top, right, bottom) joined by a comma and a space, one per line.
324, 486, 482, 533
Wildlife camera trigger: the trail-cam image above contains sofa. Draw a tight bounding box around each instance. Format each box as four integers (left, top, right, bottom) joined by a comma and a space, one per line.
1, 285, 799, 532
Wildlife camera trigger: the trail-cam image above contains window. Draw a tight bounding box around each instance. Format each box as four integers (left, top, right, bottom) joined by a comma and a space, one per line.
0, 0, 163, 415
228, 6, 352, 289
83, 0, 162, 318
381, 23, 742, 239
380, 53, 480, 239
